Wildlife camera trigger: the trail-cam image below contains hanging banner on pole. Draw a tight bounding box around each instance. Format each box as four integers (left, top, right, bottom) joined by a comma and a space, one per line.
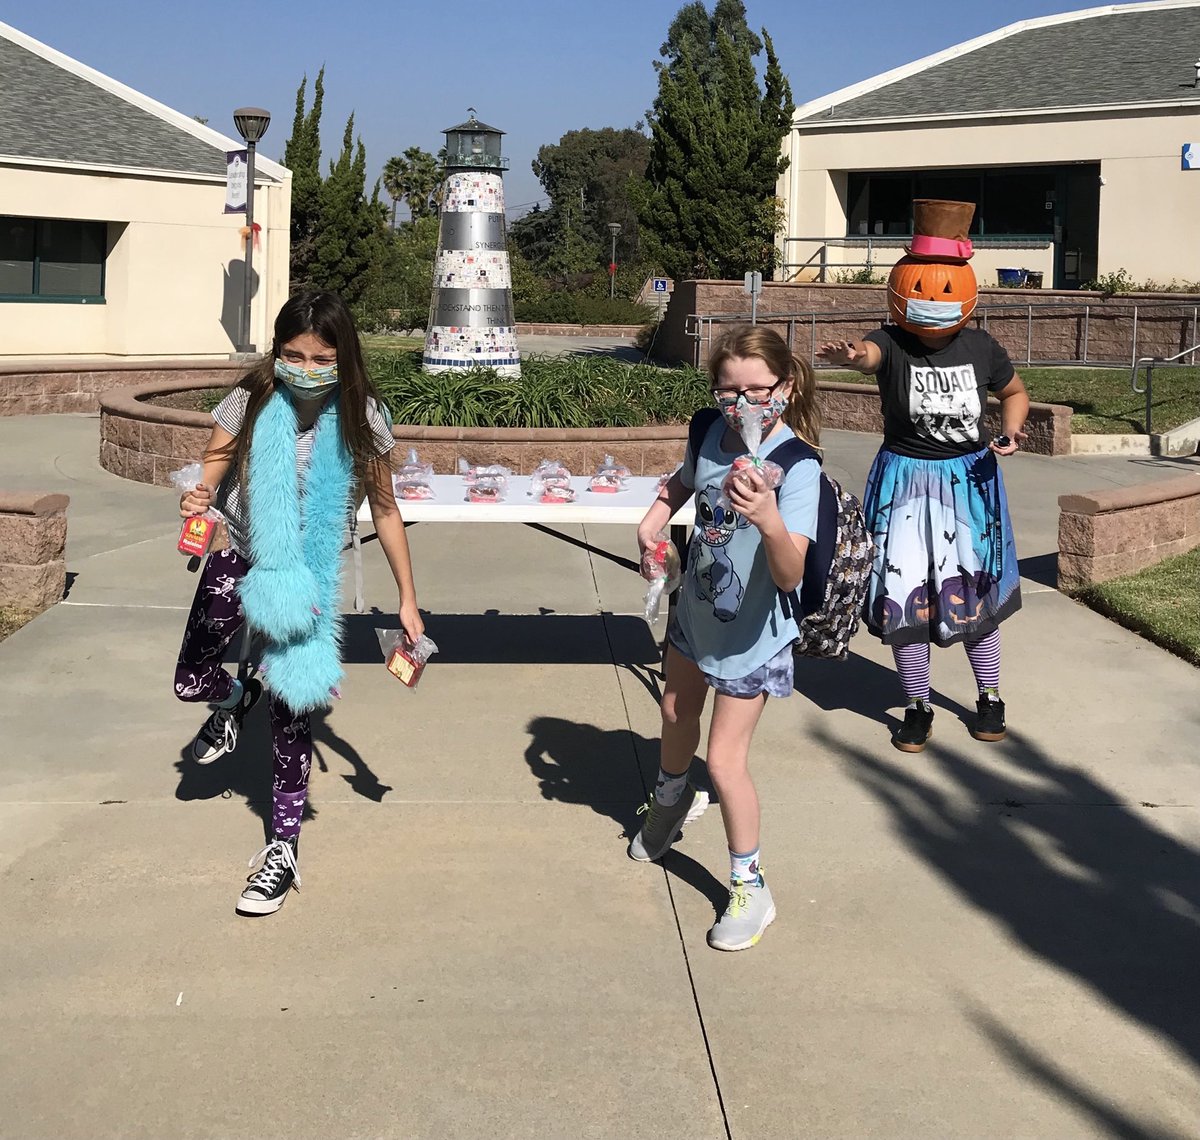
224, 150, 248, 214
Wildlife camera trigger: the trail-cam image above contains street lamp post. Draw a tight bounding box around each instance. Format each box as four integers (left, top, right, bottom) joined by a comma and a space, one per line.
233, 106, 271, 353
607, 222, 622, 300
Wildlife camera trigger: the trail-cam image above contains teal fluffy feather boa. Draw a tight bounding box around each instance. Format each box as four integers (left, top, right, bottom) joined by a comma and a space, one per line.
239, 387, 352, 712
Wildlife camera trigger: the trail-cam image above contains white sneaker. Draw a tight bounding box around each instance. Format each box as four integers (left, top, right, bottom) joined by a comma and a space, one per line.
707, 878, 776, 951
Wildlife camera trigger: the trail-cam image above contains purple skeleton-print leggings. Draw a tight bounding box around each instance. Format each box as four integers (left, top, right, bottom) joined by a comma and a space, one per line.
174, 548, 311, 839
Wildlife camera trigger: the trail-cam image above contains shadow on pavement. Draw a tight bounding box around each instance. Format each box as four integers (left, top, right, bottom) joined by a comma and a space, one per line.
814, 718, 1200, 1095
342, 610, 661, 667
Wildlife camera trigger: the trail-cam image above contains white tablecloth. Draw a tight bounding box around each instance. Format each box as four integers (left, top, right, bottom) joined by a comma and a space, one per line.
357, 474, 695, 528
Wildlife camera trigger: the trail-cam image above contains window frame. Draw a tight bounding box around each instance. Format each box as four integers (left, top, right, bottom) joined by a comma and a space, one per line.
0, 216, 107, 304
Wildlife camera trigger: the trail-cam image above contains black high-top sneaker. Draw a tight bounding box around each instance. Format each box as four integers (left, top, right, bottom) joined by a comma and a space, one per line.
892, 704, 934, 753
192, 678, 263, 764
972, 694, 1007, 742
236, 835, 300, 917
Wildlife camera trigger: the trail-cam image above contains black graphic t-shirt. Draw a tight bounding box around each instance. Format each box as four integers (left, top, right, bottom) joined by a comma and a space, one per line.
865, 325, 1015, 459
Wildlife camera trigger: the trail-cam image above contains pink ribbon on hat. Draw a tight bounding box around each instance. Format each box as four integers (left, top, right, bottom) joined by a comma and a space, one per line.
910, 235, 974, 259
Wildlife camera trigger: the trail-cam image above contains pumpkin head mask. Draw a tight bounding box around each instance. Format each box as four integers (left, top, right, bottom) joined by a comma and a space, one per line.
888, 198, 978, 335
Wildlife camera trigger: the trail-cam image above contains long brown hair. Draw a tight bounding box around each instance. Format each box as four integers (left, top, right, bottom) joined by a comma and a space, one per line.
707, 325, 821, 448
220, 291, 388, 484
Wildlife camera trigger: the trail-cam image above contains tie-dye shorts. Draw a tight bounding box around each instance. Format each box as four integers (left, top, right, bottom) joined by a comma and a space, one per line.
667, 618, 794, 699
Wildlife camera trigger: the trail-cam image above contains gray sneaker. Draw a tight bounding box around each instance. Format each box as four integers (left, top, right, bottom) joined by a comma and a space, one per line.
627, 784, 706, 862
707, 878, 776, 951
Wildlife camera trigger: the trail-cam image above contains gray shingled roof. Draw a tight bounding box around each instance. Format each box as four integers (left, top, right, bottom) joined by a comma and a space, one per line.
800, 5, 1200, 123
0, 33, 255, 176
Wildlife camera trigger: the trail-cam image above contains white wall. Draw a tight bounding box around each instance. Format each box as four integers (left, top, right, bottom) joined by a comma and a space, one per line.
0, 163, 291, 357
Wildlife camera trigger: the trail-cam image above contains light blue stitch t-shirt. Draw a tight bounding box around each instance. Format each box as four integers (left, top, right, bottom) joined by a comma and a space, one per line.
676, 416, 821, 679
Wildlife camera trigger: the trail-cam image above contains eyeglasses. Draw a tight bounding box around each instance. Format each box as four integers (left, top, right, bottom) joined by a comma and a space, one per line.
711, 378, 786, 408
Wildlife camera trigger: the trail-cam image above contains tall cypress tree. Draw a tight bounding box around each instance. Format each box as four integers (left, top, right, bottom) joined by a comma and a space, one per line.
636, 1, 793, 280
282, 69, 324, 292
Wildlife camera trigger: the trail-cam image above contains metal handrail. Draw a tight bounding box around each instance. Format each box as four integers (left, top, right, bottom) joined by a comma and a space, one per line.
1131, 341, 1200, 435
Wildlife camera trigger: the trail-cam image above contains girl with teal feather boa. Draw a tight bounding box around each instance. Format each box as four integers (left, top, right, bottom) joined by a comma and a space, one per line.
175, 292, 424, 917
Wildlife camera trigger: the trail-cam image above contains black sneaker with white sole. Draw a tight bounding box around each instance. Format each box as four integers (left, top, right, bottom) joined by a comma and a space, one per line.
191, 677, 263, 764
236, 835, 300, 917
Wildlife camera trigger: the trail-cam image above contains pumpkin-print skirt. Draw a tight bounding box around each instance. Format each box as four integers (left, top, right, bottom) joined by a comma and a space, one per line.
862, 447, 1022, 647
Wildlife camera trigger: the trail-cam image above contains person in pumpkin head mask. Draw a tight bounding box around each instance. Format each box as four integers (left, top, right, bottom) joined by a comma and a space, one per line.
818, 199, 1029, 752
174, 291, 424, 916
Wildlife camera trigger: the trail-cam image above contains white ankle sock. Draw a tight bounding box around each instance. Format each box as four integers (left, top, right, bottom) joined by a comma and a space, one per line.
730, 847, 762, 885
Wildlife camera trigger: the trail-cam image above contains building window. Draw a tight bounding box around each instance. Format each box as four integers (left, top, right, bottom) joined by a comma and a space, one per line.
846, 168, 1063, 239
0, 217, 106, 301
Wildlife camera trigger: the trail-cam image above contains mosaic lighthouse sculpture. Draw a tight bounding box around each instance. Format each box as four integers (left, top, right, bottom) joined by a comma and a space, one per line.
422, 111, 520, 378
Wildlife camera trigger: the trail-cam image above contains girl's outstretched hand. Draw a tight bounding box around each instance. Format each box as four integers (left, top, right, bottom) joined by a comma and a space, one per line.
399, 599, 425, 646
726, 466, 780, 531
816, 340, 865, 368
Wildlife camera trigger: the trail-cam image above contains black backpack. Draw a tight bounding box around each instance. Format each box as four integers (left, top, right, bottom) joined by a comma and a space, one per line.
686, 408, 873, 660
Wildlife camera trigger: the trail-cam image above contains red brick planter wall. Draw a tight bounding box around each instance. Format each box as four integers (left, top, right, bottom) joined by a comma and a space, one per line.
1, 360, 246, 417
1057, 474, 1200, 589
99, 378, 1074, 486
0, 492, 69, 612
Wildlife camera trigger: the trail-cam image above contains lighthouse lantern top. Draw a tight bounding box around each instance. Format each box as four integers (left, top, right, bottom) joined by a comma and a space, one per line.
442, 108, 509, 171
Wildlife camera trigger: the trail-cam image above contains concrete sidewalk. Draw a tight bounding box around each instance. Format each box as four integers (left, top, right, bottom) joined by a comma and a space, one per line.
1, 412, 1198, 1139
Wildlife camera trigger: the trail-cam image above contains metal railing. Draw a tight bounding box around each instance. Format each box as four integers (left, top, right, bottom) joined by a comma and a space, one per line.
1131, 341, 1200, 435
684, 299, 1200, 371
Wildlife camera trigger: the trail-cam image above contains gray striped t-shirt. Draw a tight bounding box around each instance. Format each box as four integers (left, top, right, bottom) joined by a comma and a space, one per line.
212, 386, 395, 558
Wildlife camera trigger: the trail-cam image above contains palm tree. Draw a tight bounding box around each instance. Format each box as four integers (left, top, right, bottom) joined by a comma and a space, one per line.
381, 147, 442, 227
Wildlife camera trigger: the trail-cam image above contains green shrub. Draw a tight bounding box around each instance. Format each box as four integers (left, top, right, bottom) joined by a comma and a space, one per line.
364, 348, 708, 428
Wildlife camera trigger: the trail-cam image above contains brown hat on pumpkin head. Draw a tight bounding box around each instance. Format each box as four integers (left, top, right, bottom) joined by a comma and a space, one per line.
906, 199, 975, 263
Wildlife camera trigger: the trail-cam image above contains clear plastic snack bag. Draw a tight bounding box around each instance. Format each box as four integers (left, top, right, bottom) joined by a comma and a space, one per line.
718, 403, 782, 510
377, 627, 439, 690
656, 462, 683, 490
465, 474, 508, 504
169, 462, 225, 558
458, 458, 512, 485
392, 448, 435, 501
641, 531, 682, 624
529, 458, 573, 500
588, 453, 631, 493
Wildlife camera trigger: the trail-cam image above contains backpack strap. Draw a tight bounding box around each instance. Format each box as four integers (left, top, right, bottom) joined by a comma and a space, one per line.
765, 438, 829, 622
687, 406, 722, 465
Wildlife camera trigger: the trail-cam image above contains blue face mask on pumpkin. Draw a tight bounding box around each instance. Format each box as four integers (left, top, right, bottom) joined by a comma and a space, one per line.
904, 298, 964, 331
274, 358, 339, 401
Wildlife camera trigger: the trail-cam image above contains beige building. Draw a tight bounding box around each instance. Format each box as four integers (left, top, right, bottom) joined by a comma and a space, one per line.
779, 0, 1200, 290
0, 21, 291, 358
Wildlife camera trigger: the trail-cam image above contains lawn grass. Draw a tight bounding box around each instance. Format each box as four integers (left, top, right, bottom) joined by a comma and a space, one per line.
0, 606, 35, 642
361, 334, 424, 351
820, 365, 1200, 435
1074, 546, 1200, 666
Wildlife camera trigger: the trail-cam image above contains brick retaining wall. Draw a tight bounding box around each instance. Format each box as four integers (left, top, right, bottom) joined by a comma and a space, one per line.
653, 280, 1200, 370
1057, 474, 1200, 589
0, 492, 69, 612
0, 360, 246, 417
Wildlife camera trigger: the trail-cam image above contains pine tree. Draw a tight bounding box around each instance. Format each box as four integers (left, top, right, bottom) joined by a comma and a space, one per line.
637, 1, 793, 281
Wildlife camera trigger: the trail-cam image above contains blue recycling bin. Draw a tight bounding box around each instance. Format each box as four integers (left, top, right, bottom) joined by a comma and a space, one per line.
997, 268, 1027, 287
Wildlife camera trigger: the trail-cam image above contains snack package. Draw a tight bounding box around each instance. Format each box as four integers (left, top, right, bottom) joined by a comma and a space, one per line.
539, 484, 576, 504
529, 458, 572, 499
641, 532, 682, 625
588, 454, 631, 494
393, 448, 435, 501
458, 458, 512, 485
656, 463, 683, 490
717, 403, 783, 510
465, 475, 507, 504
376, 628, 439, 690
169, 463, 224, 558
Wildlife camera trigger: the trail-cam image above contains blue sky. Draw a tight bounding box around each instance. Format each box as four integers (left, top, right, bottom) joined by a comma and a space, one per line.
13, 0, 1112, 215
